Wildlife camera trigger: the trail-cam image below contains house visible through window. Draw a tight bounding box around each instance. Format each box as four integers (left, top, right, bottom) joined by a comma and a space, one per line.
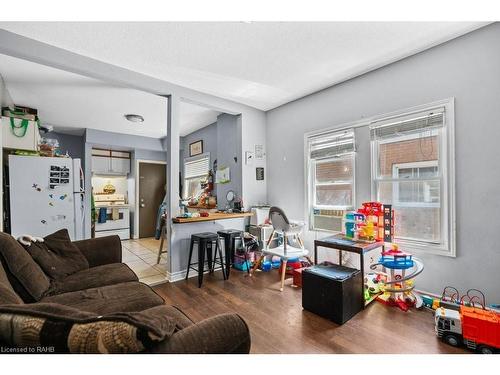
183, 155, 209, 199
307, 130, 355, 231
370, 101, 455, 255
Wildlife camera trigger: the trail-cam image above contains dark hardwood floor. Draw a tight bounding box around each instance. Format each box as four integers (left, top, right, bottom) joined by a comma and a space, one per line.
153, 269, 468, 354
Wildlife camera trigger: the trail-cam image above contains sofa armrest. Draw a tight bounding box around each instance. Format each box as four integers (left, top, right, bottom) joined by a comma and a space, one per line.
149, 313, 251, 354
73, 235, 122, 268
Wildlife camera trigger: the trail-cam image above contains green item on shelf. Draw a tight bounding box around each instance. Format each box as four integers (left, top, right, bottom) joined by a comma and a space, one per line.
13, 149, 39, 156
91, 194, 96, 224
9, 117, 30, 138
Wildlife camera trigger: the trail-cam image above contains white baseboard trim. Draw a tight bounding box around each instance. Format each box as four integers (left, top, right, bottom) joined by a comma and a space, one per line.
166, 268, 223, 283
166, 270, 187, 283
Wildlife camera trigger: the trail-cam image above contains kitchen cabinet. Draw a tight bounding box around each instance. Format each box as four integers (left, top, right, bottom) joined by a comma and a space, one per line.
111, 156, 130, 175
91, 149, 130, 175
92, 156, 111, 174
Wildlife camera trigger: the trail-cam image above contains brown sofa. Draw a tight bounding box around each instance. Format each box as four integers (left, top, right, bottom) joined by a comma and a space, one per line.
0, 233, 251, 353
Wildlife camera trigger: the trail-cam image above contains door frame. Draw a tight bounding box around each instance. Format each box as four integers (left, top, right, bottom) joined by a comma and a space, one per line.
134, 159, 167, 239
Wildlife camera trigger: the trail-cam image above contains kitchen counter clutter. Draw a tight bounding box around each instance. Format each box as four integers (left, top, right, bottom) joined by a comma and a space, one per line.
172, 211, 253, 224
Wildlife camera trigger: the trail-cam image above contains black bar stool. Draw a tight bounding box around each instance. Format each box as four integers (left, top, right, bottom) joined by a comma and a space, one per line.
186, 232, 226, 287
217, 229, 245, 277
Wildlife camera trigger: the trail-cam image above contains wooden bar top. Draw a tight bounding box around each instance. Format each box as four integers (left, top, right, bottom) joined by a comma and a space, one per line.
172, 212, 253, 224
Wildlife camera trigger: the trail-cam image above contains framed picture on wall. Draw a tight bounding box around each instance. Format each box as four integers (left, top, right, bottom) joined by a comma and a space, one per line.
189, 140, 203, 157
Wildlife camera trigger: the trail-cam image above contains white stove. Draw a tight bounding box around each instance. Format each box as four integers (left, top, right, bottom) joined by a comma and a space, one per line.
94, 193, 130, 240
94, 193, 127, 207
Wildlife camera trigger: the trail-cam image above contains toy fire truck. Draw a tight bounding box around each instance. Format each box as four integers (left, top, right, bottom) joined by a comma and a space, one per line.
434, 289, 499, 353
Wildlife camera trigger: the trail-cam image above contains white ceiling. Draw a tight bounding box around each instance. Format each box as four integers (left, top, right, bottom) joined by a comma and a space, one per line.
0, 54, 221, 138
0, 22, 487, 110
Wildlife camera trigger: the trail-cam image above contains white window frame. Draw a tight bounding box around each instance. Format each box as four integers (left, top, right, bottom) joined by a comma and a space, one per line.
305, 130, 356, 232
183, 153, 210, 199
370, 98, 456, 257
311, 154, 355, 210
392, 160, 440, 208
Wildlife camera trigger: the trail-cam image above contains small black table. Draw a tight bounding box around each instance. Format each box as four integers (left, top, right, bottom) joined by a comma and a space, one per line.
314, 234, 385, 309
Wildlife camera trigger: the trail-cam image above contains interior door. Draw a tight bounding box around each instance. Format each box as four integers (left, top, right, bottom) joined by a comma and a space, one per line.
139, 162, 166, 238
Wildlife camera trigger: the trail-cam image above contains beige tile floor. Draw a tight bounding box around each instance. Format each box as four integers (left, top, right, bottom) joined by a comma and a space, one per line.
121, 237, 168, 286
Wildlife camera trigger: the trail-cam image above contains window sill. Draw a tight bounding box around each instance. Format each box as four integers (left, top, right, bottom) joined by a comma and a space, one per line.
393, 238, 455, 258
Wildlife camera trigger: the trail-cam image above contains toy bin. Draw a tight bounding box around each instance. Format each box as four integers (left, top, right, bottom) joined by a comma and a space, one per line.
302, 263, 363, 324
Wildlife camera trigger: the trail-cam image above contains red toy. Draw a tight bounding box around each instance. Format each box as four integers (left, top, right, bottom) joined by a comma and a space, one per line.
435, 289, 500, 353
356, 202, 394, 242
292, 267, 307, 288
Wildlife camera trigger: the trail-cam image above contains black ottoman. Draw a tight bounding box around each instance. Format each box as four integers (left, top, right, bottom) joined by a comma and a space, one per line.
302, 263, 363, 324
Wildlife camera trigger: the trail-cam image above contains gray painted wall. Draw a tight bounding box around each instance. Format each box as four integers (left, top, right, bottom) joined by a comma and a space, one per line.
180, 121, 218, 177
47, 131, 85, 165
216, 113, 242, 210
266, 23, 500, 300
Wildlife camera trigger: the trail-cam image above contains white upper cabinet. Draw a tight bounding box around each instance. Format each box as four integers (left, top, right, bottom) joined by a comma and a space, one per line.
91, 149, 130, 175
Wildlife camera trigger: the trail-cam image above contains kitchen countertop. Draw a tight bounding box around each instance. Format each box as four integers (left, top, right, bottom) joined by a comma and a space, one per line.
172, 212, 253, 224
94, 204, 131, 209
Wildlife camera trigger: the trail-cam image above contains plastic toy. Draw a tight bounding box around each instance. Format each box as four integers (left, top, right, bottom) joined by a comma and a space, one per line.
435, 289, 499, 353
369, 244, 424, 311
344, 201, 394, 243
278, 257, 302, 276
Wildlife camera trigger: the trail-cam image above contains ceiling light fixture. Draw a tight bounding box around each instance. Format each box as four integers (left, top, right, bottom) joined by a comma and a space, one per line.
125, 114, 144, 123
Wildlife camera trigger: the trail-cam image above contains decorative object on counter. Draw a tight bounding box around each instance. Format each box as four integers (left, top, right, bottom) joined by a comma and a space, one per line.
103, 180, 116, 194
39, 138, 59, 157
216, 166, 230, 184
196, 169, 216, 208
189, 140, 203, 157
233, 196, 243, 213
225, 190, 235, 212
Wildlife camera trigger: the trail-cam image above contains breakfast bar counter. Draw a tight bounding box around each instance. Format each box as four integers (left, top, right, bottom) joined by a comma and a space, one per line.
169, 211, 253, 282
172, 212, 253, 224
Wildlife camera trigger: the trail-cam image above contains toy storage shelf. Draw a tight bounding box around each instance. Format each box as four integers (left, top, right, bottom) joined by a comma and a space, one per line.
314, 234, 386, 309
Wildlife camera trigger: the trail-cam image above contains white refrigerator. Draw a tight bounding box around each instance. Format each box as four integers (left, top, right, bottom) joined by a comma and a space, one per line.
8, 155, 85, 240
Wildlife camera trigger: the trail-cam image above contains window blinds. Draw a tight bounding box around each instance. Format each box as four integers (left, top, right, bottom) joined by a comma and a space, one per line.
309, 130, 355, 160
184, 156, 209, 179
370, 108, 444, 140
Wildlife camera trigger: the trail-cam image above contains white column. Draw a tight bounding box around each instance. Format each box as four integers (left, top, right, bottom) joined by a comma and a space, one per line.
165, 94, 181, 278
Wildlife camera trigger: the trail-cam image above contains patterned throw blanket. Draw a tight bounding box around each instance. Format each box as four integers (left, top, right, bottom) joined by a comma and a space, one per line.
0, 303, 178, 353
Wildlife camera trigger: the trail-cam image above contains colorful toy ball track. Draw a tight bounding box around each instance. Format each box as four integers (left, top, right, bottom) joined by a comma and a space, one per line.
369, 244, 424, 311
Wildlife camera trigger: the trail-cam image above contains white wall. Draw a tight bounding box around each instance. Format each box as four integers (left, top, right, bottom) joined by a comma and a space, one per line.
266, 23, 500, 300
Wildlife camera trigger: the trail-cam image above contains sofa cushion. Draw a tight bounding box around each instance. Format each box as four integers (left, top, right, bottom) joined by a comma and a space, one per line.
0, 303, 178, 353
0, 232, 50, 302
23, 229, 89, 280
46, 263, 139, 296
41, 281, 164, 315
161, 305, 194, 330
0, 261, 23, 304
